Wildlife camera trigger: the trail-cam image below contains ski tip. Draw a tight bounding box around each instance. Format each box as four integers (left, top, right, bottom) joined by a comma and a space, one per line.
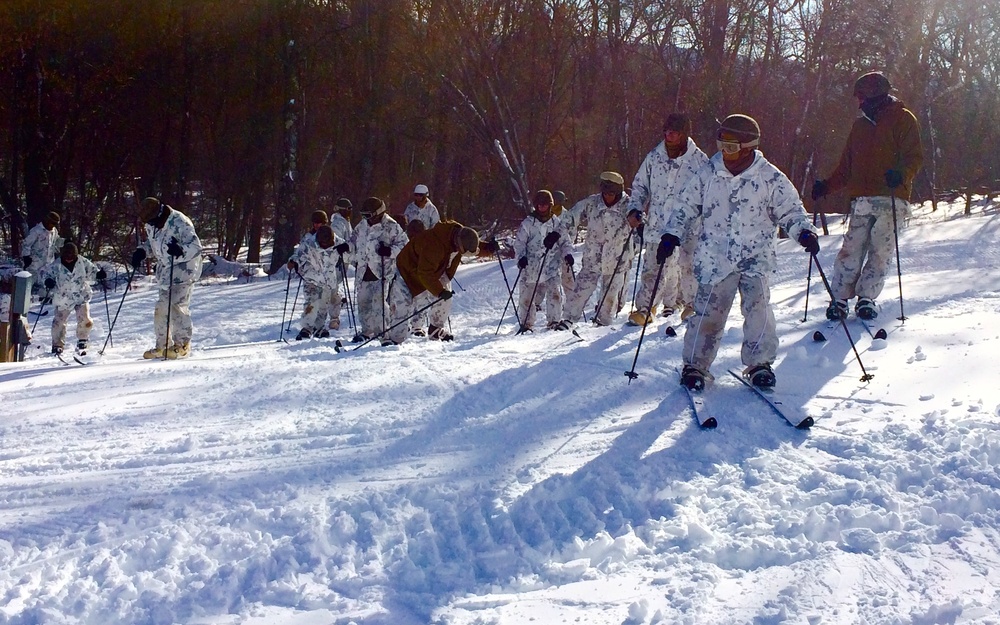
795, 417, 814, 430
874, 328, 888, 340
665, 326, 677, 337
701, 417, 718, 429
812, 330, 826, 342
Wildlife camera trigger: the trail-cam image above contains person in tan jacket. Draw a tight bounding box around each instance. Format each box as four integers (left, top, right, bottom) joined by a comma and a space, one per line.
385, 221, 479, 345
812, 71, 923, 321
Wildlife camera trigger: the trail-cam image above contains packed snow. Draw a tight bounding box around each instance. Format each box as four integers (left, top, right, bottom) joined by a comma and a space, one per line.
2, 199, 1000, 625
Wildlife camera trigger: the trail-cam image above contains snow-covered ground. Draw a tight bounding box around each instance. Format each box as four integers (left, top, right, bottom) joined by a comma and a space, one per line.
2, 199, 1000, 625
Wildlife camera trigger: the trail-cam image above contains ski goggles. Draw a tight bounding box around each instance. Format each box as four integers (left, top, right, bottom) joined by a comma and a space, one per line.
716, 136, 759, 155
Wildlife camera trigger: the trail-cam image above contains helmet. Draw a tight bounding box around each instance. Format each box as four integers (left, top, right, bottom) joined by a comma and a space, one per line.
413, 184, 429, 195
854, 72, 891, 100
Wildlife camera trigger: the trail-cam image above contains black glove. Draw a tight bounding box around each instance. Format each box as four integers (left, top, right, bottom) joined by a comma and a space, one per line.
480, 240, 500, 254
798, 230, 820, 255
517, 256, 528, 270
884, 169, 903, 189
287, 259, 298, 270
335, 242, 350, 255
96, 269, 107, 281
131, 248, 146, 269
22, 256, 32, 268
439, 289, 454, 301
166, 239, 183, 258
810, 179, 829, 201
376, 242, 392, 257
564, 254, 574, 266
656, 233, 680, 264
44, 278, 56, 290
543, 231, 560, 250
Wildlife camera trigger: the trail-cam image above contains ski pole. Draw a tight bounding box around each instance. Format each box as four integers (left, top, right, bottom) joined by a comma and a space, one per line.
890, 194, 906, 322
495, 265, 523, 335
452, 276, 465, 292
494, 245, 516, 303
624, 258, 667, 383
811, 253, 874, 382
569, 263, 587, 323
353, 292, 450, 350
517, 247, 551, 335
594, 234, 633, 323
31, 294, 50, 334
287, 273, 302, 332
802, 254, 814, 322
380, 255, 388, 334
100, 264, 135, 355
279, 268, 293, 342
101, 278, 113, 348
163, 253, 175, 360
629, 234, 643, 314
339, 259, 357, 335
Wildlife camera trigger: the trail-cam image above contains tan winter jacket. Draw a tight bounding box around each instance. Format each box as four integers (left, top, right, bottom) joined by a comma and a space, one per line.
396, 220, 463, 297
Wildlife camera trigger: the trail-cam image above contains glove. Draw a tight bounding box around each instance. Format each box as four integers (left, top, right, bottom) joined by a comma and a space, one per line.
96, 269, 107, 281
884, 169, 903, 189
798, 230, 820, 255
439, 289, 454, 301
130, 248, 146, 269
543, 231, 561, 250
517, 256, 528, 270
22, 256, 32, 268
564, 254, 574, 266
656, 233, 680, 264
376, 242, 392, 257
166, 239, 183, 258
810, 179, 829, 201
44, 278, 56, 290
480, 240, 500, 254
287, 259, 298, 270
335, 242, 350, 255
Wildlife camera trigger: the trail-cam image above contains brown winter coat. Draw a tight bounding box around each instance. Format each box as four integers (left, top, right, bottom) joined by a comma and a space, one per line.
826, 98, 923, 201
397, 220, 463, 297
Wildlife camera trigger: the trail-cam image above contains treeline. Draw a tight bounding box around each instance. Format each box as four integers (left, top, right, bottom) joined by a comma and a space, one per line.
1, 0, 997, 271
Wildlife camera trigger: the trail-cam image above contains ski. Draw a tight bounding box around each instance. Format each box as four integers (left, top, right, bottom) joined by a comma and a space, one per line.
28, 309, 49, 317
684, 386, 717, 429
727, 369, 813, 429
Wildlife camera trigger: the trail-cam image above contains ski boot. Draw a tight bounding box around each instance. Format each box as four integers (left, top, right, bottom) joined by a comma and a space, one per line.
314, 328, 331, 339
143, 346, 165, 359
295, 327, 312, 341
427, 324, 454, 341
166, 343, 190, 359
76, 339, 88, 355
825, 299, 848, 321
51, 345, 64, 355
855, 298, 878, 320
745, 363, 776, 389
553, 319, 573, 331
627, 309, 652, 326
680, 365, 706, 391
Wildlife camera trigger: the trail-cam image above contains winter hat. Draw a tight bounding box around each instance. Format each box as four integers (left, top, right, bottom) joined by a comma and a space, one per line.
315, 225, 335, 249
534, 190, 554, 206
60, 241, 78, 260
44, 211, 61, 228
138, 197, 163, 222
335, 197, 353, 209
413, 184, 429, 195
552, 190, 567, 204
311, 210, 329, 224
361, 196, 386, 217
599, 171, 624, 186
457, 227, 480, 254
718, 114, 760, 144
406, 219, 426, 237
854, 72, 891, 100
663, 113, 691, 134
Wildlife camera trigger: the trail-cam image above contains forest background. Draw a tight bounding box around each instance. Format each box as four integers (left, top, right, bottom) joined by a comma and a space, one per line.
0, 0, 997, 273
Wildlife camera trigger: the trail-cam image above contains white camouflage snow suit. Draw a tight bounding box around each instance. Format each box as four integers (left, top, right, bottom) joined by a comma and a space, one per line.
39, 256, 98, 350
512, 211, 573, 330
350, 215, 408, 339
294, 234, 348, 335
22, 223, 64, 284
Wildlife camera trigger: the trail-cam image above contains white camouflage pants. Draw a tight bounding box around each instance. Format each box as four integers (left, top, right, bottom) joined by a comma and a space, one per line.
387, 275, 450, 344
563, 265, 629, 326
356, 278, 390, 338
634, 243, 681, 315
682, 271, 776, 375
153, 281, 195, 349
51, 302, 93, 349
831, 196, 907, 302
517, 277, 563, 329
300, 282, 340, 332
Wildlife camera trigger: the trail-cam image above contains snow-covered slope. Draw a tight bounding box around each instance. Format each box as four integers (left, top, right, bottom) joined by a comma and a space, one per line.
2, 199, 999, 625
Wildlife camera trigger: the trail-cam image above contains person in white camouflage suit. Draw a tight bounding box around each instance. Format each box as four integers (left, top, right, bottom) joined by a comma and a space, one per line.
403, 184, 440, 230
513, 190, 573, 331
39, 242, 106, 354
626, 113, 710, 327
287, 210, 334, 323
556, 172, 641, 328
350, 197, 407, 342
131, 197, 204, 359
21, 211, 64, 289
658, 115, 819, 391
289, 225, 349, 339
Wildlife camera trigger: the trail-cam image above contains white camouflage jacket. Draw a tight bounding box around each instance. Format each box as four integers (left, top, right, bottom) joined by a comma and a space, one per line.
351, 215, 407, 280
513, 212, 573, 282
141, 208, 204, 289
663, 151, 815, 286
627, 138, 710, 240
330, 214, 354, 264
40, 257, 98, 308
575, 193, 637, 276
23, 223, 63, 271
404, 200, 440, 229
296, 235, 347, 288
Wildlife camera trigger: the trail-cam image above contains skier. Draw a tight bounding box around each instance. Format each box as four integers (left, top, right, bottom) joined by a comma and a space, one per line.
350, 197, 407, 341
657, 115, 819, 391
555, 171, 639, 328
130, 197, 204, 359
625, 112, 710, 326
385, 221, 479, 345
288, 210, 341, 327
22, 211, 64, 289
403, 184, 440, 229
512, 190, 573, 331
811, 71, 924, 321
39, 242, 106, 354
292, 224, 350, 339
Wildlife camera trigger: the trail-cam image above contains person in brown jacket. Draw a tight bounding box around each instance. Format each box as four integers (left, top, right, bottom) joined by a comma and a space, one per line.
811, 71, 923, 321
384, 221, 479, 345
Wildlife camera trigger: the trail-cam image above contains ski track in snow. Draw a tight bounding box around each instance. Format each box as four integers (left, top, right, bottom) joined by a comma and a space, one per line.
1, 201, 1000, 624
